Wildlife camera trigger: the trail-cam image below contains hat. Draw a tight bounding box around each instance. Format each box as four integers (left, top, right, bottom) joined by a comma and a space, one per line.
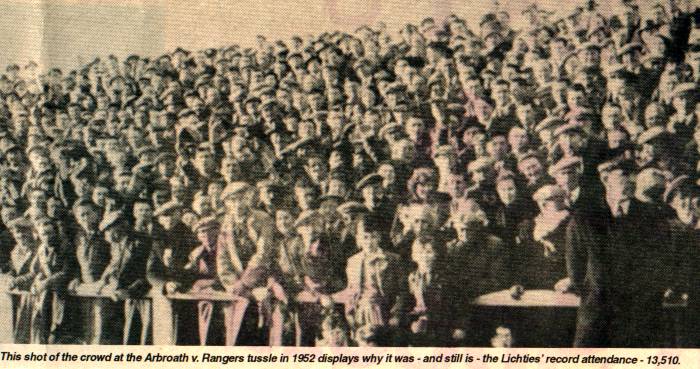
6, 217, 32, 232
384, 82, 406, 95
548, 156, 582, 176
577, 41, 601, 53
636, 126, 668, 145
337, 201, 368, 215
355, 173, 383, 191
194, 216, 220, 232
534, 116, 565, 133
596, 157, 634, 174
671, 82, 696, 98
99, 210, 123, 232
467, 157, 494, 173
135, 145, 156, 157
663, 175, 692, 203
221, 181, 253, 201
432, 145, 455, 159
553, 121, 585, 138
516, 150, 540, 164
154, 200, 184, 217
378, 122, 403, 138
532, 184, 566, 203
294, 209, 320, 228
259, 96, 278, 111
617, 42, 643, 57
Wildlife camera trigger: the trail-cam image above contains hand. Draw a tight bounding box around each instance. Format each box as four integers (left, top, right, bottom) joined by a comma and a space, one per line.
388, 317, 400, 328
554, 277, 573, 293
112, 289, 128, 302
67, 278, 80, 292
509, 284, 525, 300
452, 328, 466, 341
228, 281, 248, 297
411, 318, 428, 334
318, 294, 334, 309
164, 281, 180, 295
162, 249, 173, 268
30, 280, 47, 295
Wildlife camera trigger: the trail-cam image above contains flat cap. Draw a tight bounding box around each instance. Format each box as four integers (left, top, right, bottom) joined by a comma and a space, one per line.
548, 156, 582, 176
534, 116, 565, 133
337, 201, 368, 215
532, 184, 567, 202
221, 181, 253, 201
154, 200, 184, 217
355, 173, 383, 191
671, 82, 696, 98
617, 42, 643, 57
663, 175, 692, 203
294, 209, 320, 228
99, 210, 123, 232
194, 216, 220, 232
553, 121, 585, 138
467, 157, 494, 173
596, 157, 634, 174
636, 126, 668, 145
378, 122, 403, 138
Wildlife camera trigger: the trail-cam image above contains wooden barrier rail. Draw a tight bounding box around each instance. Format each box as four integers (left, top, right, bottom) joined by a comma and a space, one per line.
0, 287, 689, 345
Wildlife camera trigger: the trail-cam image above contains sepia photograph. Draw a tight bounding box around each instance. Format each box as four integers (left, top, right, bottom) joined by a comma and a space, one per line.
0, 0, 698, 349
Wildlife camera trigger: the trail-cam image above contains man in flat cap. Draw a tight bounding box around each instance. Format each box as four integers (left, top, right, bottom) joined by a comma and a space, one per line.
68, 199, 111, 344
216, 181, 275, 345
566, 157, 671, 347
356, 172, 395, 244
98, 209, 152, 344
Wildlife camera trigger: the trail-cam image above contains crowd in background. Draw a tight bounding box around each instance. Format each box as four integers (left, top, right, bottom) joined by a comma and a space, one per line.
0, 0, 699, 348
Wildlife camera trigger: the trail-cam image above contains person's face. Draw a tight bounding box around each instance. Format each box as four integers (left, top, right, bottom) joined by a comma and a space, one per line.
356, 222, 380, 252
406, 118, 423, 141
486, 136, 509, 159
377, 165, 395, 186
412, 244, 436, 271
197, 227, 219, 245
275, 210, 295, 235
508, 129, 528, 151
582, 49, 600, 67
115, 175, 131, 194
158, 159, 176, 178
327, 111, 344, 134
554, 168, 579, 190
516, 104, 536, 126
36, 223, 56, 244
603, 106, 623, 130
75, 205, 98, 231
496, 179, 517, 206
415, 181, 434, 200
492, 83, 510, 105
194, 150, 215, 174
29, 190, 47, 209
296, 222, 319, 244
259, 186, 275, 206
637, 143, 656, 166
305, 158, 326, 182
133, 203, 153, 223
519, 158, 544, 183
567, 90, 586, 108
224, 195, 249, 218
644, 106, 664, 128
558, 132, 584, 154
603, 169, 633, 199
294, 187, 315, 211
92, 187, 109, 207
362, 184, 382, 209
